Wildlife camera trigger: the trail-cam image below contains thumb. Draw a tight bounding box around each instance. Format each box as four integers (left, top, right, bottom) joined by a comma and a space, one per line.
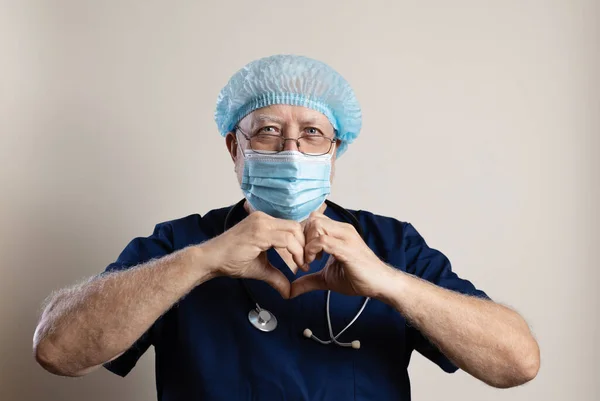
290, 272, 328, 298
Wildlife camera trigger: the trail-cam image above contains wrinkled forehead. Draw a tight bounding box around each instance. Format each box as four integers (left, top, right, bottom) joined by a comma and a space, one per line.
238, 105, 334, 132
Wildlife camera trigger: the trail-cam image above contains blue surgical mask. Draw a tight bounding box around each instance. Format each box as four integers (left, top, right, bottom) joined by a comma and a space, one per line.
240, 149, 333, 221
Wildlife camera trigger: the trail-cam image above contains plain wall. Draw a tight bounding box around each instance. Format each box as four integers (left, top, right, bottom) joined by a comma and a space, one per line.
1, 1, 598, 400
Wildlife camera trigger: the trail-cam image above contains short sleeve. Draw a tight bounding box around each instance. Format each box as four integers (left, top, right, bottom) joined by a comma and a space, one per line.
402, 223, 490, 373
102, 222, 174, 377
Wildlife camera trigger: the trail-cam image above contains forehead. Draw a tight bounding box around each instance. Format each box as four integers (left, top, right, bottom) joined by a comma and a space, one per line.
239, 105, 332, 128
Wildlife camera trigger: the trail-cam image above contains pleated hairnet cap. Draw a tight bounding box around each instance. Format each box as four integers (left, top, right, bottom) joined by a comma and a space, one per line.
215, 54, 362, 156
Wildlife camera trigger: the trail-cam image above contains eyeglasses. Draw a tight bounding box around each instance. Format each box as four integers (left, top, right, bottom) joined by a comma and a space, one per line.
234, 126, 336, 156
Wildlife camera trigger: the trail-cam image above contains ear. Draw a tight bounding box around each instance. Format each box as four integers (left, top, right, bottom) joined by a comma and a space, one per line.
225, 132, 238, 162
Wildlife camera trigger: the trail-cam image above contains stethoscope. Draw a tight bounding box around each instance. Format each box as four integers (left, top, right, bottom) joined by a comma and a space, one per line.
223, 199, 370, 350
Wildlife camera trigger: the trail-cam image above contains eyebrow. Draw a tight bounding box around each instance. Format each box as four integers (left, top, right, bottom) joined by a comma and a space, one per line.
249, 113, 334, 136
297, 116, 322, 125
251, 114, 328, 127
251, 114, 286, 126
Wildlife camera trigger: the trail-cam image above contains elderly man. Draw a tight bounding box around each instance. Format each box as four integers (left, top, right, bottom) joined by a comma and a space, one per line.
34, 55, 540, 400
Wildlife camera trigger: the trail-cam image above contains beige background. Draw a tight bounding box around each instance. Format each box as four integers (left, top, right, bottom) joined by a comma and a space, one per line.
1, 0, 598, 400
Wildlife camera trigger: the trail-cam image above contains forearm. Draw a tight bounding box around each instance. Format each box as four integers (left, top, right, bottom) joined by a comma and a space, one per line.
33, 245, 211, 376
377, 267, 540, 388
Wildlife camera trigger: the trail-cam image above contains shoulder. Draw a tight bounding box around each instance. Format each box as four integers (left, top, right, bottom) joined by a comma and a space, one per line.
355, 209, 407, 230
151, 205, 233, 250
356, 209, 428, 241
107, 205, 233, 271
352, 209, 447, 272
353, 209, 412, 248
348, 208, 434, 262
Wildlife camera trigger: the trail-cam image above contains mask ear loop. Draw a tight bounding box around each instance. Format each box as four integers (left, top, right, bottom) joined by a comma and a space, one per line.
233, 129, 258, 215
330, 140, 337, 157
233, 128, 249, 159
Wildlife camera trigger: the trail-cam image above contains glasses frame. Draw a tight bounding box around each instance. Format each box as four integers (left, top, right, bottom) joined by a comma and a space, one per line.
234, 126, 336, 156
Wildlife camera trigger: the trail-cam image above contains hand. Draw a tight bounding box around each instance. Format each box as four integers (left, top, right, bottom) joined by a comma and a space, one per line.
200, 211, 309, 299
290, 211, 395, 298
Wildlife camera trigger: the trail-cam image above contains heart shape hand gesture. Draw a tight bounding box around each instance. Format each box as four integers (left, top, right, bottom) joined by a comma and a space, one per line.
201, 209, 394, 299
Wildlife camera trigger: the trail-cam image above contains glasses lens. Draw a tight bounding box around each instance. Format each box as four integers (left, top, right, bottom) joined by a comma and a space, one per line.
250, 134, 283, 153
248, 134, 333, 156
298, 136, 332, 155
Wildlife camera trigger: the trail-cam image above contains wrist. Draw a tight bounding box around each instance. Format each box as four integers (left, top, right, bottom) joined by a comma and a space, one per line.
371, 263, 409, 304
186, 244, 219, 286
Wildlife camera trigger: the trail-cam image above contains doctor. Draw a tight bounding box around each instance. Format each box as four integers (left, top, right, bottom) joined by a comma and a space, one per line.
33, 55, 540, 400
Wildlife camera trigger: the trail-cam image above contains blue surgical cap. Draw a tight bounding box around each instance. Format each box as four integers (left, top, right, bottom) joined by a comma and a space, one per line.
214, 55, 361, 156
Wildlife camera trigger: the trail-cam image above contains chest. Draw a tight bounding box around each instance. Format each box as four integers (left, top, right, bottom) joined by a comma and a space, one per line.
156, 220, 413, 399
152, 273, 410, 400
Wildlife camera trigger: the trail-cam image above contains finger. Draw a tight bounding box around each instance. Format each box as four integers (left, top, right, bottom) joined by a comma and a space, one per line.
304, 235, 346, 265
303, 215, 328, 263
271, 219, 308, 269
303, 213, 326, 245
267, 231, 305, 267
290, 272, 328, 298
304, 236, 325, 265
254, 254, 291, 299
249, 212, 305, 249
269, 218, 305, 248
304, 213, 356, 244
297, 258, 311, 272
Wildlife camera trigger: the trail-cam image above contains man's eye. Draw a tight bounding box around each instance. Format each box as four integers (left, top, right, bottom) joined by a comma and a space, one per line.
260, 126, 279, 133
305, 127, 321, 135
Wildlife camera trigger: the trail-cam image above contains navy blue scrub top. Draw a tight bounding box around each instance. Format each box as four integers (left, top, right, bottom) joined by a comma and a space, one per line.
103, 203, 488, 401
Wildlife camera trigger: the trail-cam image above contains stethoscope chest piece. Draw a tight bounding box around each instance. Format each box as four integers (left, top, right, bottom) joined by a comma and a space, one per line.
248, 308, 277, 332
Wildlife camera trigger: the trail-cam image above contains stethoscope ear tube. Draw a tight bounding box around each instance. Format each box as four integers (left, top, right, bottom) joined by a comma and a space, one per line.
303, 288, 369, 350
303, 328, 361, 349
